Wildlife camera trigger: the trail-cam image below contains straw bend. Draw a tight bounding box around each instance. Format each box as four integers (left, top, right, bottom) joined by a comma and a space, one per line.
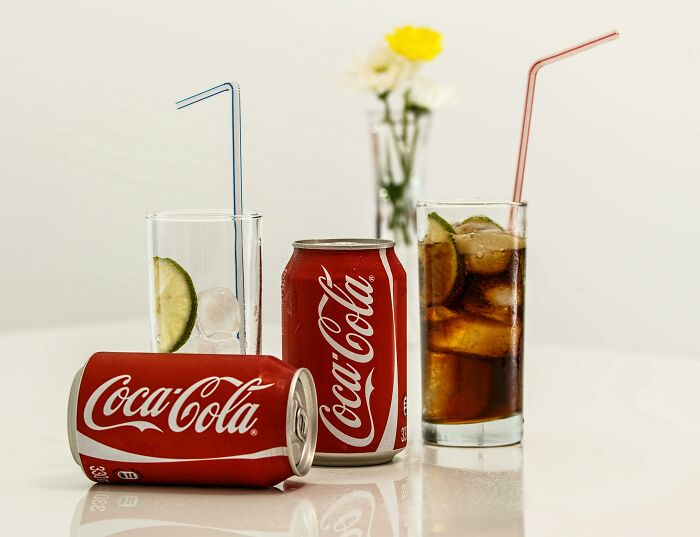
512, 31, 619, 205
529, 31, 619, 76
175, 82, 241, 110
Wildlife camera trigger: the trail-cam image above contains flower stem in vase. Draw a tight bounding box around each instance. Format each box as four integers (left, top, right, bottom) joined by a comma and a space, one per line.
372, 101, 429, 249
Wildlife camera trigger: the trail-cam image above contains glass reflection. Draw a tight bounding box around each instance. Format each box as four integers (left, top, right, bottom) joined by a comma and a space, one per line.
419, 445, 524, 537
70, 463, 408, 537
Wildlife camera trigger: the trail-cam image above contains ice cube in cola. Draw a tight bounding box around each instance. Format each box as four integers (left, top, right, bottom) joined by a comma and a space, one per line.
419, 212, 525, 426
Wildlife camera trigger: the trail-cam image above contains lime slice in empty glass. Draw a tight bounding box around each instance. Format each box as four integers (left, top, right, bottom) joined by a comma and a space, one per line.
152, 256, 197, 352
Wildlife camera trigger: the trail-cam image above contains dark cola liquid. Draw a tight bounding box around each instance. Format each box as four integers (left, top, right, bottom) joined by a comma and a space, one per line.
420, 230, 525, 424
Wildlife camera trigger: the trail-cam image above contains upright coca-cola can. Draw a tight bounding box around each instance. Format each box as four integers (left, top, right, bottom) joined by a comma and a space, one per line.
67, 352, 318, 487
282, 239, 407, 466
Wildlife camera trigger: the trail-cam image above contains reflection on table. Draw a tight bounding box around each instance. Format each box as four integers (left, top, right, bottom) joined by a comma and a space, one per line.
419, 445, 523, 536
69, 445, 523, 536
70, 462, 408, 536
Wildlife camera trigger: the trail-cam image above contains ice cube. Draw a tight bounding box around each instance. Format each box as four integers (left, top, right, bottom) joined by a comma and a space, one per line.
423, 351, 459, 421
196, 336, 242, 355
483, 281, 523, 309
428, 311, 521, 358
177, 331, 201, 353
423, 351, 492, 421
461, 297, 513, 325
460, 277, 523, 325
453, 231, 525, 275
196, 287, 241, 342
425, 305, 459, 323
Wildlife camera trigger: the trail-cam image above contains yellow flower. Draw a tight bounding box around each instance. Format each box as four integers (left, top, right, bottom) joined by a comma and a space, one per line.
386, 26, 443, 62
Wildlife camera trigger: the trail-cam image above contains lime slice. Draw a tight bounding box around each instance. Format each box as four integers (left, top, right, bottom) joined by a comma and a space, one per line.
152, 257, 197, 352
425, 212, 455, 243
419, 239, 461, 306
454, 215, 503, 234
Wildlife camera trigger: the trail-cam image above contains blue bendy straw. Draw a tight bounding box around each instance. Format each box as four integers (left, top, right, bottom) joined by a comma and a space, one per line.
175, 82, 246, 351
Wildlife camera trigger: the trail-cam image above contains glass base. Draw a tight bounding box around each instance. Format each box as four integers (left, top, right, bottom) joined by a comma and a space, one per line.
422, 414, 522, 447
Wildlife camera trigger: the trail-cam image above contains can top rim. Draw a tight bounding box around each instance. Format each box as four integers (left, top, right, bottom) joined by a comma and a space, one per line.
286, 368, 318, 477
293, 238, 395, 250
67, 365, 85, 467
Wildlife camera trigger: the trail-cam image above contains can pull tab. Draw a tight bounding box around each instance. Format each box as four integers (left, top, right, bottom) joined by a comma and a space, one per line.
294, 406, 308, 442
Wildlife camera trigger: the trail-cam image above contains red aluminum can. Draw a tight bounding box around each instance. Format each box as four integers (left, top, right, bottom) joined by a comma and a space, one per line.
282, 239, 407, 466
67, 352, 317, 487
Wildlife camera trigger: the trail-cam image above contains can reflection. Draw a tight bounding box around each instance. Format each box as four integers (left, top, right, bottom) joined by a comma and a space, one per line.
291, 463, 408, 537
420, 445, 524, 537
70, 463, 407, 537
70, 485, 317, 536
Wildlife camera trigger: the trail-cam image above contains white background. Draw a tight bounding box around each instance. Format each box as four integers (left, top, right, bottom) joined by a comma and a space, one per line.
1, 0, 697, 357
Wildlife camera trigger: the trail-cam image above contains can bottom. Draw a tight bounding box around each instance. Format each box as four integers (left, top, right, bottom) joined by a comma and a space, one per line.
313, 448, 404, 467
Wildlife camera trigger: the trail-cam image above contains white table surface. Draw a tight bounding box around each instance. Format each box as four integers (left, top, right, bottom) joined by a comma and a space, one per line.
1, 319, 698, 536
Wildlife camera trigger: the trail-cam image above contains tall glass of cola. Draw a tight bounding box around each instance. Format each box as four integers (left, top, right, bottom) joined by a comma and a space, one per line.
418, 201, 526, 446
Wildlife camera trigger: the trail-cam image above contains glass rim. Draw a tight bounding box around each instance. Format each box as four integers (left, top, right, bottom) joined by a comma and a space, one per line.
145, 209, 262, 222
417, 199, 527, 208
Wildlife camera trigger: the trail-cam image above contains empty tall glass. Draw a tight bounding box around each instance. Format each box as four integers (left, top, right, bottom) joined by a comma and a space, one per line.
146, 210, 262, 355
418, 201, 526, 446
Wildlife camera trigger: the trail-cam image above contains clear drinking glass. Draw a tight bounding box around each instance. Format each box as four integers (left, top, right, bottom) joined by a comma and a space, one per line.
146, 210, 262, 355
417, 201, 526, 446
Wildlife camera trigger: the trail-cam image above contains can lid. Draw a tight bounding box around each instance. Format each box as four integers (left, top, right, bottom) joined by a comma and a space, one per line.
286, 368, 318, 477
67, 365, 86, 466
293, 238, 394, 250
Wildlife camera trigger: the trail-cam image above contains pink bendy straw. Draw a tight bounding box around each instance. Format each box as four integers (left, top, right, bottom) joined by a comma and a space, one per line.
511, 31, 619, 220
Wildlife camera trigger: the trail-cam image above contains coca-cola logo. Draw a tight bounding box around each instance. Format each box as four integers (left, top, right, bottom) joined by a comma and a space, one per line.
320, 489, 375, 537
84, 375, 272, 435
317, 265, 376, 447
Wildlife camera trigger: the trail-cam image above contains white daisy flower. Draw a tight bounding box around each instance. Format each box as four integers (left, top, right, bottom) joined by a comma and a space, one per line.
407, 77, 457, 111
345, 45, 414, 96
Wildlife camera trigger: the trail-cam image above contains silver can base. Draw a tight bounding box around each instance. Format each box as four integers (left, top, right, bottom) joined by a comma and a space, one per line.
422, 414, 523, 447
313, 448, 404, 467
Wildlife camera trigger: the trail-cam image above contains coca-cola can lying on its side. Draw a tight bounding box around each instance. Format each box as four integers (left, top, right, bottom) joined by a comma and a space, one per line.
67, 352, 318, 487
282, 239, 407, 466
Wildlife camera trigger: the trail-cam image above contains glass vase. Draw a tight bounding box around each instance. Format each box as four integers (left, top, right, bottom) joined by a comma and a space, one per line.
370, 112, 431, 265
